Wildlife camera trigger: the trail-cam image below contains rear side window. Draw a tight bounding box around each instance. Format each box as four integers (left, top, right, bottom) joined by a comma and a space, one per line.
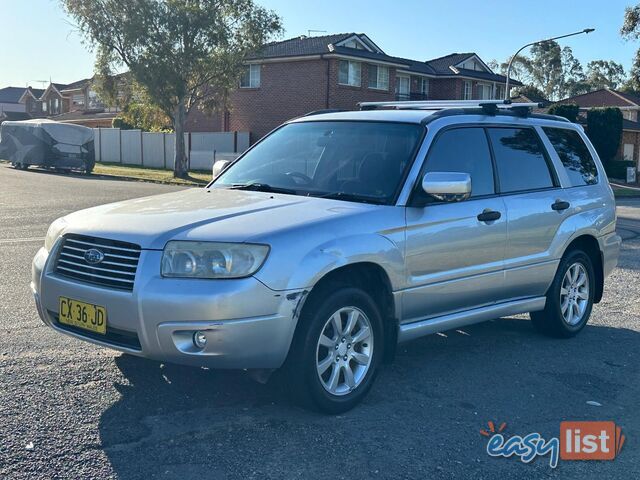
487, 127, 554, 193
542, 127, 598, 186
422, 127, 495, 197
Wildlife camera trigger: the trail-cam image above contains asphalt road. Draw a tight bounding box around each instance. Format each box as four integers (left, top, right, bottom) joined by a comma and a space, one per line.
1, 164, 639, 479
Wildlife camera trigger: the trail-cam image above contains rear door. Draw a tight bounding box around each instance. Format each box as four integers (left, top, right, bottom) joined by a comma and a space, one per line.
403, 127, 507, 323
486, 126, 566, 300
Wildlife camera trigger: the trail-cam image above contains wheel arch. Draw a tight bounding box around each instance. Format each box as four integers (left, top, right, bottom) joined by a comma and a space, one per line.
562, 234, 604, 303
296, 261, 398, 363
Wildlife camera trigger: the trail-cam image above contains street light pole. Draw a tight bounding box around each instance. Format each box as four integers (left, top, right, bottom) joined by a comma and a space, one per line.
504, 28, 595, 100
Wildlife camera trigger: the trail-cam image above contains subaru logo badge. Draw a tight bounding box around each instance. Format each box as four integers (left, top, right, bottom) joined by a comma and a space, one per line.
84, 248, 105, 265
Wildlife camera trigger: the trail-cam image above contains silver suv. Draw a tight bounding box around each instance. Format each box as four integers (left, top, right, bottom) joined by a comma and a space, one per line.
31, 101, 621, 413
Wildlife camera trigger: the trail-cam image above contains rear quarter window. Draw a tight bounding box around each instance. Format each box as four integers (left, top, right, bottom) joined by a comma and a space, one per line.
542, 127, 598, 186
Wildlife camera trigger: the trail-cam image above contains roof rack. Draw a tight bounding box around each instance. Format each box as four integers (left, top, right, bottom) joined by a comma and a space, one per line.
358, 99, 544, 116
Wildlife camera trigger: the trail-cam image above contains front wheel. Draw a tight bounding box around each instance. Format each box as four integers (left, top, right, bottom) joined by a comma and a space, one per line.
285, 286, 383, 413
530, 250, 595, 338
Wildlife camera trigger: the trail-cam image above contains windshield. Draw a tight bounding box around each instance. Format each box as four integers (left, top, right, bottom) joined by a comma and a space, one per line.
213, 121, 424, 204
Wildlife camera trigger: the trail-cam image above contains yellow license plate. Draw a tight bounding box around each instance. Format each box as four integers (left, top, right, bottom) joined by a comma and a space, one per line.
58, 297, 107, 335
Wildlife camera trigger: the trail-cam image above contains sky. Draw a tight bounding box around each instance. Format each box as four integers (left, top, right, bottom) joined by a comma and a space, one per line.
1, 0, 639, 89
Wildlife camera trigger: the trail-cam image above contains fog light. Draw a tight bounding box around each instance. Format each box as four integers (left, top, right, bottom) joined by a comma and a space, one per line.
193, 331, 207, 349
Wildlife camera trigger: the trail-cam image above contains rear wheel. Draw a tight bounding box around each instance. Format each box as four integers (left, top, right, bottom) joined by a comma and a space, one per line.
285, 286, 383, 413
530, 250, 595, 338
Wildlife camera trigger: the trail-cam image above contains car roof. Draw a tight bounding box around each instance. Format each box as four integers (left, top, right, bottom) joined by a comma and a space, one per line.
288, 108, 576, 129
289, 109, 435, 124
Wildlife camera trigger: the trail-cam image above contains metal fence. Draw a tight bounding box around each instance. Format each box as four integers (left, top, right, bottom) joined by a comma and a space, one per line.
93, 129, 249, 170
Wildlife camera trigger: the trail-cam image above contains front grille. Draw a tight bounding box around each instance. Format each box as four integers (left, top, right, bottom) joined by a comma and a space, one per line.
50, 312, 142, 350
55, 234, 141, 291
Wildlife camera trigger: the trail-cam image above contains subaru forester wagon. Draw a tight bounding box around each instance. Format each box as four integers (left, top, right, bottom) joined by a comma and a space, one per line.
32, 100, 621, 413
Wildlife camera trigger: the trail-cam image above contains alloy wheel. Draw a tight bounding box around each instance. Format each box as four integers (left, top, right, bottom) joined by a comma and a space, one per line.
315, 306, 373, 396
560, 262, 589, 326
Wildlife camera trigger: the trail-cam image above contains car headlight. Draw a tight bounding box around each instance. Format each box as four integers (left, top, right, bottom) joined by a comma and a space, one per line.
161, 241, 270, 279
44, 217, 68, 251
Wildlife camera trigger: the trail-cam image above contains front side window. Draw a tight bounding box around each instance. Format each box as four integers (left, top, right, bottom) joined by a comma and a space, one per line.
338, 61, 361, 87
420, 127, 495, 199
543, 127, 598, 186
487, 127, 554, 193
240, 64, 261, 88
368, 64, 389, 90
215, 121, 424, 204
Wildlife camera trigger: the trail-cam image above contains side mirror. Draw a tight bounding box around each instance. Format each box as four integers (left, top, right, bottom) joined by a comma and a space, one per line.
212, 159, 231, 179
422, 171, 471, 202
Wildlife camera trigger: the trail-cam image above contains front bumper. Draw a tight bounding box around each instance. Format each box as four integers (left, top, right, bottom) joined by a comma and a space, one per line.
31, 245, 305, 369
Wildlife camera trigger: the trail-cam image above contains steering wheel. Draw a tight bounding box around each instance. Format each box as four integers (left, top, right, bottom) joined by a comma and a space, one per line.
285, 171, 313, 185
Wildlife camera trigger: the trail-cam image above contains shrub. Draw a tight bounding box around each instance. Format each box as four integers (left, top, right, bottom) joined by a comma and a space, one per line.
603, 159, 635, 180
586, 108, 623, 164
548, 104, 579, 123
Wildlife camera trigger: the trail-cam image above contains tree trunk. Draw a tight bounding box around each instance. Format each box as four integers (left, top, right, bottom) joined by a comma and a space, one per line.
173, 100, 188, 178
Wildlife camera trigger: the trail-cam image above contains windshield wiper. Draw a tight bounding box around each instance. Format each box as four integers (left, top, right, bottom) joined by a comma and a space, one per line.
314, 191, 387, 205
228, 183, 299, 195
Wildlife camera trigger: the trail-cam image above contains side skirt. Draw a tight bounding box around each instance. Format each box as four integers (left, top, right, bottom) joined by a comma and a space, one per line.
397, 297, 546, 343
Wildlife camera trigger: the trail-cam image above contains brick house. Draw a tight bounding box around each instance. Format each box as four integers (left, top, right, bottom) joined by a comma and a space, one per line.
17, 78, 122, 127
186, 32, 521, 143
553, 88, 640, 171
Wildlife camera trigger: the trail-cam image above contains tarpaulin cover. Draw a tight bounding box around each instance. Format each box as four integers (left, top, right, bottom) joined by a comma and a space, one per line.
0, 119, 94, 169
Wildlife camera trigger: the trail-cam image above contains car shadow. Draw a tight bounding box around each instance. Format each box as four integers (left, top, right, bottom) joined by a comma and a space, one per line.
98, 315, 640, 479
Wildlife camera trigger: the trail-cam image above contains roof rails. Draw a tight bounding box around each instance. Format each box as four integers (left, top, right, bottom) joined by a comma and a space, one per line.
358, 99, 544, 117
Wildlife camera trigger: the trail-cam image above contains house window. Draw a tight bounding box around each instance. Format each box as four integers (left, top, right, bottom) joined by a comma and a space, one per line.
368, 65, 389, 90
477, 83, 492, 100
419, 78, 429, 98
72, 93, 85, 108
88, 89, 105, 109
495, 85, 505, 100
52, 98, 60, 113
344, 39, 366, 50
30, 100, 37, 113
42, 101, 47, 113
395, 76, 410, 100
463, 81, 472, 100
240, 64, 261, 88
338, 60, 361, 87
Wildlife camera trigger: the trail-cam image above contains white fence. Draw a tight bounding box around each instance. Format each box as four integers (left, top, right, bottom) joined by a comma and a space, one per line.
93, 128, 249, 170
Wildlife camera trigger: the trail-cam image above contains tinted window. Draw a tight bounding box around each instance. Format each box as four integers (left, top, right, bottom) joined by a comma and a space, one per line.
215, 121, 423, 205
488, 128, 554, 193
543, 127, 598, 186
423, 128, 494, 197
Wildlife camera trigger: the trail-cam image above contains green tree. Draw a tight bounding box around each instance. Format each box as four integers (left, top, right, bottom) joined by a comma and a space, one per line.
548, 103, 580, 123
622, 5, 640, 93
512, 84, 548, 102
586, 108, 623, 164
113, 103, 173, 132
62, 0, 282, 178
585, 60, 626, 90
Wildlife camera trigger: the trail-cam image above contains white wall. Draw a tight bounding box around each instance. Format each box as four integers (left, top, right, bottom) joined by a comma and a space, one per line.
93, 129, 247, 170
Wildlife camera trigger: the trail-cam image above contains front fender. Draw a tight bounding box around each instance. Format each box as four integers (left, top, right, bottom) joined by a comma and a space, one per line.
253, 233, 405, 291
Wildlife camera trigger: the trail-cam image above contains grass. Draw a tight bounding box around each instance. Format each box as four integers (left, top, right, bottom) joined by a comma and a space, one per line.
93, 162, 211, 186
612, 185, 640, 198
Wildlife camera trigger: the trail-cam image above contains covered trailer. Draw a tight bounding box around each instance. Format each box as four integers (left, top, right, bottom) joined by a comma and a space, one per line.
0, 119, 95, 173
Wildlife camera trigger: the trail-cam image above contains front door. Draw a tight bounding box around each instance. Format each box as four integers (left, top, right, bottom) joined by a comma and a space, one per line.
402, 127, 507, 323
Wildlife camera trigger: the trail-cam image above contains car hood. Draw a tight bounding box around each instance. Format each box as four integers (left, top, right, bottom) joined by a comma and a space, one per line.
61, 187, 375, 249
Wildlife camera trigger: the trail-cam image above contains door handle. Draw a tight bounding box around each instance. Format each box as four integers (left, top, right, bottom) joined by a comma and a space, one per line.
477, 209, 501, 222
551, 200, 570, 211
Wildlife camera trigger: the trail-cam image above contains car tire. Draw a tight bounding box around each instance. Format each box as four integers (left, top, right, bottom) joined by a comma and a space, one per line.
284, 285, 384, 413
530, 249, 595, 338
